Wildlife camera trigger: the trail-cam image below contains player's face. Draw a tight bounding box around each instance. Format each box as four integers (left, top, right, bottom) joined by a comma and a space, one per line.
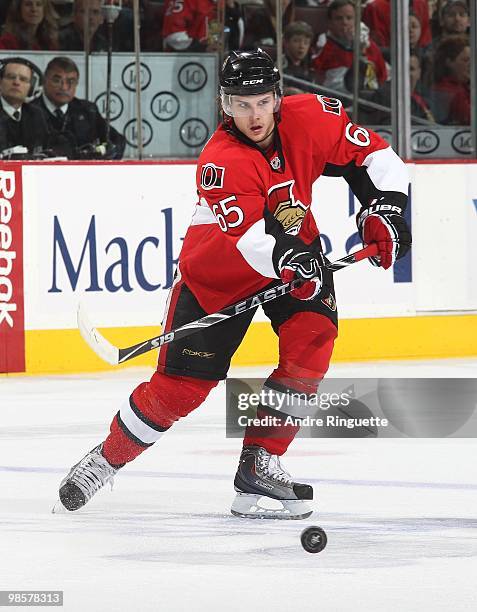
0, 63, 32, 106
44, 69, 79, 105
328, 5, 354, 42
230, 93, 276, 148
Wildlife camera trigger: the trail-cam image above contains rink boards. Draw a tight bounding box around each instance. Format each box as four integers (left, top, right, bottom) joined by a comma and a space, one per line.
1, 160, 476, 374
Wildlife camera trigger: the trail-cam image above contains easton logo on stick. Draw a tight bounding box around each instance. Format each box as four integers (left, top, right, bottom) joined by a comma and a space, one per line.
234, 284, 291, 314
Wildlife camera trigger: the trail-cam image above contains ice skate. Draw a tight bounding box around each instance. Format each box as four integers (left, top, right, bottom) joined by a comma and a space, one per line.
231, 445, 313, 519
54, 444, 121, 512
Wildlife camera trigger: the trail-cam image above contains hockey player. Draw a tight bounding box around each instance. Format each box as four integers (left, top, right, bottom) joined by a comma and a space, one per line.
57, 50, 411, 519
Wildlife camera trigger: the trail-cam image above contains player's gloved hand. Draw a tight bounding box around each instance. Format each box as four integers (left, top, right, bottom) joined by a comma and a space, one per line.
279, 250, 323, 300
356, 197, 412, 269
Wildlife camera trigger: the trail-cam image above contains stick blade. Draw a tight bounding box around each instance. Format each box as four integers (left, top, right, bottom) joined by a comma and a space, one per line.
77, 302, 119, 365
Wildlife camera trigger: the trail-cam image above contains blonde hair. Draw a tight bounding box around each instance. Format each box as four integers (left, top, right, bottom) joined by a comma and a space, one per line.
4, 0, 59, 50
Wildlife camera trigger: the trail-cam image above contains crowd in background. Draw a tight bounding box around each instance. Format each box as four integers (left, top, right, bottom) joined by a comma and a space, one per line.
0, 0, 472, 159
237, 0, 471, 126
160, 0, 471, 126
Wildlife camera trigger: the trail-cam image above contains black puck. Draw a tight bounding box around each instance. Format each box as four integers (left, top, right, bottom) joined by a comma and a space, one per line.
300, 526, 327, 553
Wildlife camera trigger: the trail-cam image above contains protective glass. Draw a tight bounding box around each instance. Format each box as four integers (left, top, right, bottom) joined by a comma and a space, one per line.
221, 91, 281, 117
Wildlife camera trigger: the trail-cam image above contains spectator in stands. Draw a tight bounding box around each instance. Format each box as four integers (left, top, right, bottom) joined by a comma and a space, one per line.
163, 0, 199, 52
59, 0, 107, 52
313, 0, 387, 93
32, 56, 125, 158
410, 50, 434, 122
162, 0, 217, 52
162, 0, 243, 52
409, 10, 433, 93
434, 0, 469, 46
430, 34, 470, 125
0, 57, 50, 156
242, 0, 295, 50
363, 0, 431, 53
283, 21, 315, 82
409, 11, 422, 51
364, 49, 435, 125
0, 0, 59, 50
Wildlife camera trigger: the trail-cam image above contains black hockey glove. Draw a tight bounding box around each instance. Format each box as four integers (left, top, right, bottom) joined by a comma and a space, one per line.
278, 248, 323, 301
356, 197, 411, 269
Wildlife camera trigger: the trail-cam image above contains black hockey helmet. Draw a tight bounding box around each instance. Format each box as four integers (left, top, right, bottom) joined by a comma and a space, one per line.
220, 49, 282, 120
220, 49, 281, 96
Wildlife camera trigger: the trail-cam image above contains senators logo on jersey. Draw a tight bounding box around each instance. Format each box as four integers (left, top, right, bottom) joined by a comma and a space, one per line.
317, 95, 342, 116
268, 180, 308, 235
200, 163, 225, 190
321, 293, 337, 312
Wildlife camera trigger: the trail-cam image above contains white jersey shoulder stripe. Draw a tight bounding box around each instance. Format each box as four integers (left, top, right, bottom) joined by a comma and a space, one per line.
362, 147, 409, 195
236, 219, 278, 279
190, 198, 219, 226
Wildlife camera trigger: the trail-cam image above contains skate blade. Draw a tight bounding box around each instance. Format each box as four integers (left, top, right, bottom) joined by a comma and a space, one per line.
51, 499, 68, 514
231, 493, 313, 520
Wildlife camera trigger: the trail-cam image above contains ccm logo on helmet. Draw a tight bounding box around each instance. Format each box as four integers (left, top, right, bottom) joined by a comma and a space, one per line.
242, 79, 264, 85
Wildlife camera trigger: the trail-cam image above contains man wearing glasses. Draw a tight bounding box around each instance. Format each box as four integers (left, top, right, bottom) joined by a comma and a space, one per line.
0, 57, 49, 158
33, 56, 125, 159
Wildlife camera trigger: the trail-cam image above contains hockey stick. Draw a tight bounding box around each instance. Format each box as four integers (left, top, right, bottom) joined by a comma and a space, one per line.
78, 243, 379, 365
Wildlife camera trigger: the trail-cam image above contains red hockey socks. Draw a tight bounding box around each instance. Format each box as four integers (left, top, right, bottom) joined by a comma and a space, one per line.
243, 312, 337, 456
102, 371, 218, 466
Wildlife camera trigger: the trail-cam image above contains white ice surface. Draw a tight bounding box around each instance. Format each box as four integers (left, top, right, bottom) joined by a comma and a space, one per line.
1, 359, 477, 612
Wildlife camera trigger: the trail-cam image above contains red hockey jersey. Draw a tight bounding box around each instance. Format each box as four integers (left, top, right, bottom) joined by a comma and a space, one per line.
313, 37, 388, 90
178, 94, 409, 313
162, 0, 217, 50
363, 0, 431, 49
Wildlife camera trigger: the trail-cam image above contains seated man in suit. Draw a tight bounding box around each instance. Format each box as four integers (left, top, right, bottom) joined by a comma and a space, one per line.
0, 57, 50, 157
32, 55, 125, 159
